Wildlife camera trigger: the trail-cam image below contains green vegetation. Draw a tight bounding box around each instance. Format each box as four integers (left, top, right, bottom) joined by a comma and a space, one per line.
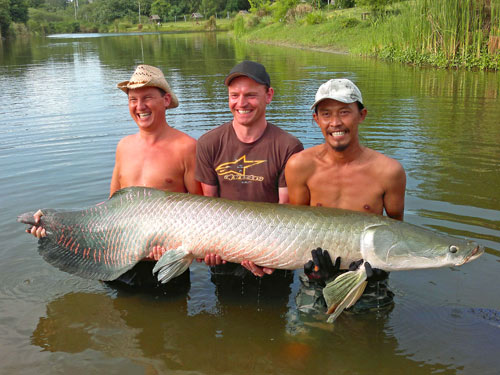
2, 0, 499, 71
233, 0, 500, 70
1, 0, 247, 37
356, 0, 500, 69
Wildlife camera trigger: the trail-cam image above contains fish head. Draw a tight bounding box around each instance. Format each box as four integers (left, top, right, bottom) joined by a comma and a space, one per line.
361, 222, 484, 271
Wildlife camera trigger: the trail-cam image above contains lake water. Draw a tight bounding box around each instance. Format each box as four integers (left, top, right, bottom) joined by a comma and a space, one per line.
1, 32, 499, 375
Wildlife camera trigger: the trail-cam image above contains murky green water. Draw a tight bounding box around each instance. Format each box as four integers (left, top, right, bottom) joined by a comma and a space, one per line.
1, 32, 499, 375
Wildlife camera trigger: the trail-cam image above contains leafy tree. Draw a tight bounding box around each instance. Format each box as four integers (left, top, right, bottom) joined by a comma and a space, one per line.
225, 0, 250, 13
201, 0, 225, 16
97, 0, 138, 24
10, 0, 29, 23
248, 0, 267, 12
138, 0, 154, 18
151, 0, 170, 20
184, 0, 202, 14
44, 0, 68, 11
0, 0, 11, 37
27, 0, 44, 7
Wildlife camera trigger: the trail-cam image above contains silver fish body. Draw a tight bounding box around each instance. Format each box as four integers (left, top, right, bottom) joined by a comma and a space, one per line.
17, 187, 483, 283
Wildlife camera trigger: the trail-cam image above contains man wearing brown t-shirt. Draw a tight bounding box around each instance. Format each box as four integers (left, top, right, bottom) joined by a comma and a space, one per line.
195, 61, 303, 286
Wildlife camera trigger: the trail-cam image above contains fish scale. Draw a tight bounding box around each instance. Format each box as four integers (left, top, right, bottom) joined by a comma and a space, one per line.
18, 186, 482, 283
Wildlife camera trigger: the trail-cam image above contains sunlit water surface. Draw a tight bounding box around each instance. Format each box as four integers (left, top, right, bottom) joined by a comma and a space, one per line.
0, 33, 499, 375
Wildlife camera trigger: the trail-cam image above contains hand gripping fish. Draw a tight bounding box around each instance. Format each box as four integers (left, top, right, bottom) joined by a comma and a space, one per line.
18, 187, 483, 322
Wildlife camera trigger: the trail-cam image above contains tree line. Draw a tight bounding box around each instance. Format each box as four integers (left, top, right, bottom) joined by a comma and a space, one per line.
1, 0, 251, 37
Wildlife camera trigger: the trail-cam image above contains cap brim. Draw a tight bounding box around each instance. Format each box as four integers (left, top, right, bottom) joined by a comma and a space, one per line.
224, 72, 267, 86
310, 97, 360, 110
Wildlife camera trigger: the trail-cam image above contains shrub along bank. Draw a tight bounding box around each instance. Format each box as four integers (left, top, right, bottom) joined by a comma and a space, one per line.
232, 0, 500, 70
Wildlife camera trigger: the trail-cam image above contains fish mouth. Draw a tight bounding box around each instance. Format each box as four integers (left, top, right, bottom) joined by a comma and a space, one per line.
457, 245, 484, 265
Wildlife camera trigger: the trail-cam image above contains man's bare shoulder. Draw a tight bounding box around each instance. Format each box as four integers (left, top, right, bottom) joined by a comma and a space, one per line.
167, 128, 197, 153
364, 148, 405, 179
287, 145, 322, 170
116, 134, 139, 151
286, 145, 325, 185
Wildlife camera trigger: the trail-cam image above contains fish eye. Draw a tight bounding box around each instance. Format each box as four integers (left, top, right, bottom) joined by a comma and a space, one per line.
449, 245, 458, 253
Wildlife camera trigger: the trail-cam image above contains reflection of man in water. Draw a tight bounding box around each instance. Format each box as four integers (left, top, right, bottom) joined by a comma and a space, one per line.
26, 64, 202, 291
195, 61, 303, 304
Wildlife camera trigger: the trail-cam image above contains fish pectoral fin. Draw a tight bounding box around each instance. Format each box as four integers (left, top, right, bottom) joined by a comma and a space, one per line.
152, 247, 194, 284
322, 265, 368, 323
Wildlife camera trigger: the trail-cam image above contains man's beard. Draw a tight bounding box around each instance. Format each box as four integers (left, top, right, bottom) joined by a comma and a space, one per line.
331, 143, 349, 152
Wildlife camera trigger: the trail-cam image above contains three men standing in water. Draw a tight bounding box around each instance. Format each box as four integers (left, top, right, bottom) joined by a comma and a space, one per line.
26, 61, 406, 314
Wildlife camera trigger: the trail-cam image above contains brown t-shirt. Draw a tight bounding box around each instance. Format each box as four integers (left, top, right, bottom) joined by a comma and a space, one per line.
196, 121, 304, 203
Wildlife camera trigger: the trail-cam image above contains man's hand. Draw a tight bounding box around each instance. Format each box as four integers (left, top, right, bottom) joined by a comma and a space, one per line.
304, 248, 341, 286
26, 210, 46, 239
241, 260, 274, 277
196, 253, 227, 266
145, 246, 167, 261
349, 260, 389, 282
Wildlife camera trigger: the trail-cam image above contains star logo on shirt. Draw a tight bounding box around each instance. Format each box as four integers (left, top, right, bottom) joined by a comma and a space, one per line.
216, 155, 266, 176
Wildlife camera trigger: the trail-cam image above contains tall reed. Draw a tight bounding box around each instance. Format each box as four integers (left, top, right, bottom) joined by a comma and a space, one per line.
373, 0, 500, 68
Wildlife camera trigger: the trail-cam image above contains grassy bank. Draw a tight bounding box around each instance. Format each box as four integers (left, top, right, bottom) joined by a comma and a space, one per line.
235, 1, 500, 70
126, 17, 231, 33
24, 14, 231, 35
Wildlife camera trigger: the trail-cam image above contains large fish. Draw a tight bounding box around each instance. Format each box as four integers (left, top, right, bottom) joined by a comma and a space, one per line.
18, 187, 483, 322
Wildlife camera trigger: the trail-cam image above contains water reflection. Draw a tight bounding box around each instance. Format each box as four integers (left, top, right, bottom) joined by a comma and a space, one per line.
32, 290, 496, 374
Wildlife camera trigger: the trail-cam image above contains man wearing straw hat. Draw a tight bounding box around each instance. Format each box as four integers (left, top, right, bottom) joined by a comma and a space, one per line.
27, 64, 201, 289
112, 64, 201, 198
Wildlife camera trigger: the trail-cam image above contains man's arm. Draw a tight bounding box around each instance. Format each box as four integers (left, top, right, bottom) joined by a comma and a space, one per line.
201, 183, 219, 197
383, 161, 406, 221
109, 165, 121, 198
278, 187, 289, 204
284, 153, 311, 206
183, 143, 203, 195
109, 143, 122, 198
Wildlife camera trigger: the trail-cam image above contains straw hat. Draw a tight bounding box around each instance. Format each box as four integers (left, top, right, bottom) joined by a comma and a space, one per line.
117, 65, 179, 109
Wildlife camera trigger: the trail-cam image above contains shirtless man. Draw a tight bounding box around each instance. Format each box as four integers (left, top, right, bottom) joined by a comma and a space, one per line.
110, 64, 201, 197
28, 64, 201, 288
285, 78, 406, 313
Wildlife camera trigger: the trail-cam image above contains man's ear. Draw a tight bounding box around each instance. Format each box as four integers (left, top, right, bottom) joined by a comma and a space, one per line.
360, 108, 367, 122
164, 93, 172, 108
266, 87, 274, 104
313, 112, 320, 126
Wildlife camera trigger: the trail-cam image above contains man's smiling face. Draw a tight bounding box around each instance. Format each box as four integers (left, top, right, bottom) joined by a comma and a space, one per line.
128, 86, 170, 129
228, 76, 273, 128
313, 99, 367, 152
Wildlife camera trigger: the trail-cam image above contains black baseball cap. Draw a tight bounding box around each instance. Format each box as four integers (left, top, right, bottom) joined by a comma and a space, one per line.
224, 60, 271, 87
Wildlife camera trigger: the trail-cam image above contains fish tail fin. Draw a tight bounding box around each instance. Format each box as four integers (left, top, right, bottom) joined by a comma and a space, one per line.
17, 212, 38, 226
153, 248, 194, 283
17, 209, 58, 229
323, 264, 368, 323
